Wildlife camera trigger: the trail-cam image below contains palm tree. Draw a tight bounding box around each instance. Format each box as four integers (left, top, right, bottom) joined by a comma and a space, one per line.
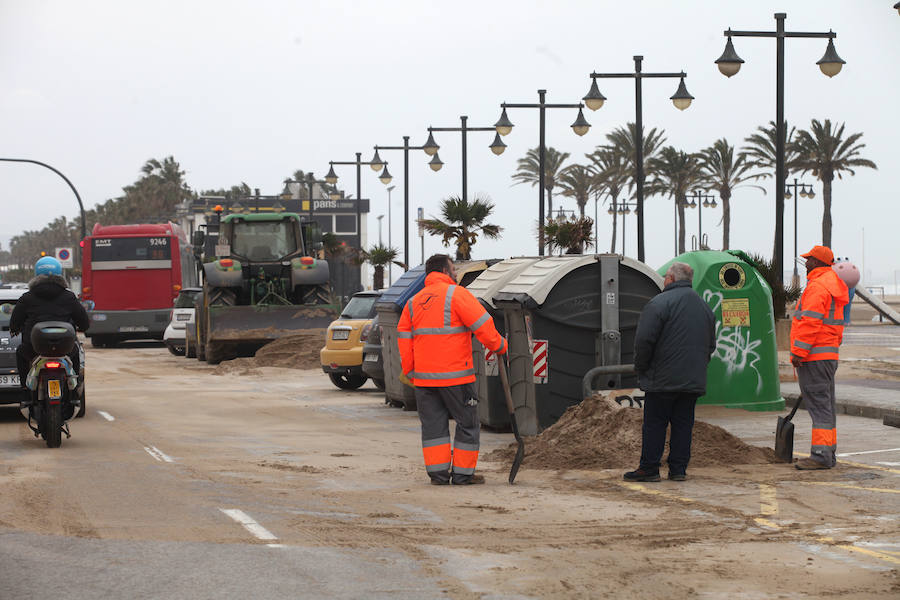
557, 164, 601, 218
647, 147, 704, 255
511, 147, 570, 222
604, 122, 667, 190
419, 194, 502, 260
698, 139, 766, 250
740, 121, 798, 178
543, 215, 594, 255
587, 148, 630, 253
791, 119, 877, 247
355, 244, 405, 290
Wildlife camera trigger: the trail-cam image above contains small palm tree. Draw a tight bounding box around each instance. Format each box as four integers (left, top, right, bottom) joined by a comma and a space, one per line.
791, 119, 877, 247
557, 164, 601, 218
647, 147, 703, 255
587, 148, 630, 253
355, 244, 405, 290
543, 215, 595, 255
698, 138, 766, 250
419, 194, 502, 260
511, 147, 570, 221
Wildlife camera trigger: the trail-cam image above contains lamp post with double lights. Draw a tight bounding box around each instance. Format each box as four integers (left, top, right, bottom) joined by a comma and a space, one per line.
582, 56, 694, 263
422, 115, 507, 203
324, 153, 392, 252
784, 178, 816, 287
369, 137, 437, 271
715, 12, 844, 285
282, 174, 339, 221
685, 190, 717, 250
609, 200, 639, 256
494, 90, 591, 256
385, 185, 396, 284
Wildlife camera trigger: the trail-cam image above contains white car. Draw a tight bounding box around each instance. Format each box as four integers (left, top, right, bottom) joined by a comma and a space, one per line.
163, 288, 202, 356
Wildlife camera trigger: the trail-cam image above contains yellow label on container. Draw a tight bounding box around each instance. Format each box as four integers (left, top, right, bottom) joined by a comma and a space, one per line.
722, 298, 751, 327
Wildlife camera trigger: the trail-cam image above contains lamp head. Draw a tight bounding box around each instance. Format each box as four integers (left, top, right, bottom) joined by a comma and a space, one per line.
378, 166, 393, 185
670, 77, 694, 111
494, 107, 514, 136
489, 132, 507, 156
370, 149, 384, 172
582, 79, 606, 111
570, 107, 591, 136
325, 164, 338, 185
428, 153, 443, 172
422, 131, 439, 156
715, 35, 744, 78
817, 37, 845, 78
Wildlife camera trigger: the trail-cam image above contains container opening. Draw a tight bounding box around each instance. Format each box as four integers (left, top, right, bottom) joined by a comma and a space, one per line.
606, 379, 616, 388
721, 267, 742, 287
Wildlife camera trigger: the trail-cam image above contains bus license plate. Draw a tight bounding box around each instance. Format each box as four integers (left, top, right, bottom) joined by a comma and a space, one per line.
0, 375, 20, 387
48, 380, 62, 400
332, 330, 350, 340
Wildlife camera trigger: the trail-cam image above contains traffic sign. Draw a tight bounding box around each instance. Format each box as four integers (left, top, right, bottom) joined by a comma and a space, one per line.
55, 247, 74, 268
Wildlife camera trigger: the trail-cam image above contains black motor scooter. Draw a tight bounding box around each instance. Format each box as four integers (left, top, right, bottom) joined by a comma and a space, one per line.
22, 321, 80, 448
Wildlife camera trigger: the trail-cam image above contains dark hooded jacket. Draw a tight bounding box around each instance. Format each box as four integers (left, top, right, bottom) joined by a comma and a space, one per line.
9, 274, 89, 354
633, 279, 717, 394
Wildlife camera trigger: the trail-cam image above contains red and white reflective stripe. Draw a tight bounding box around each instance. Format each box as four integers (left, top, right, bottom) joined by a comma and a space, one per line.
532, 340, 548, 379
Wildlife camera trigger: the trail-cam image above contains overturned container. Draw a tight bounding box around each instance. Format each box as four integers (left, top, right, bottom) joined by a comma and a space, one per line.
493, 255, 663, 435
466, 257, 541, 429
660, 250, 784, 411
376, 260, 493, 411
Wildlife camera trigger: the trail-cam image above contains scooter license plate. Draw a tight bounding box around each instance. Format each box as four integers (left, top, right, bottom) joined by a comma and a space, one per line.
47, 380, 62, 400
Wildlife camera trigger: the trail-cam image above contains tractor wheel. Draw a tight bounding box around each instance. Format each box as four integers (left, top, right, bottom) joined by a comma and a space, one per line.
328, 372, 367, 390
206, 342, 229, 365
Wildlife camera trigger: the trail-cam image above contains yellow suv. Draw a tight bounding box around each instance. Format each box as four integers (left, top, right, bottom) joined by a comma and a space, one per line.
320, 290, 381, 390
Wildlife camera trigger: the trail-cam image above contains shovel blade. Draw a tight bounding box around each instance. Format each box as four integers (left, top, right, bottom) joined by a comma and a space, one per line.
774, 416, 795, 463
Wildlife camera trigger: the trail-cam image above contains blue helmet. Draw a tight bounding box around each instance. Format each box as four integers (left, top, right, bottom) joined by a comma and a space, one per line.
35, 256, 63, 276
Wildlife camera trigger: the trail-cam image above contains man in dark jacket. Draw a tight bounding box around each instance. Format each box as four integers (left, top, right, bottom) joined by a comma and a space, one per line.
10, 257, 89, 399
625, 262, 716, 482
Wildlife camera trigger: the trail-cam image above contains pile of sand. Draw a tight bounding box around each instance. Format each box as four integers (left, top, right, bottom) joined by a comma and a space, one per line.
212, 329, 326, 376
485, 392, 776, 470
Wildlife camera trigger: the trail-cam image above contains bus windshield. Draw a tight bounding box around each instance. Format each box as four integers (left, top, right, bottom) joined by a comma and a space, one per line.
231, 221, 297, 261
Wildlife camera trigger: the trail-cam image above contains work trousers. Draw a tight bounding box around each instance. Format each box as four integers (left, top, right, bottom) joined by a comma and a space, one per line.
639, 391, 698, 476
415, 382, 480, 485
798, 359, 838, 467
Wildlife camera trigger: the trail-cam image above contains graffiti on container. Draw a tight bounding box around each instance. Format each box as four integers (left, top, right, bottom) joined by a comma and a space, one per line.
703, 290, 763, 392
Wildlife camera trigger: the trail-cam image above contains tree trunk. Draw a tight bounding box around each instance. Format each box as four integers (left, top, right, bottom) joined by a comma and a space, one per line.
578, 196, 586, 218
721, 189, 732, 250
822, 174, 833, 247
546, 186, 554, 222
609, 194, 618, 253
373, 266, 384, 290
677, 202, 686, 255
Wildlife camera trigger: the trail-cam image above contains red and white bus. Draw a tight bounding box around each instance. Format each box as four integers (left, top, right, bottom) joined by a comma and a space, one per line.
81, 222, 198, 347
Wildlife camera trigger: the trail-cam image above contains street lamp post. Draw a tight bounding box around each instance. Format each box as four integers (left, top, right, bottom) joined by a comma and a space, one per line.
371, 137, 435, 271
784, 178, 815, 287
0, 158, 87, 266
385, 185, 395, 284
423, 115, 505, 203
715, 12, 844, 286
609, 201, 638, 256
583, 56, 693, 263
325, 153, 392, 253
494, 90, 591, 256
686, 190, 717, 250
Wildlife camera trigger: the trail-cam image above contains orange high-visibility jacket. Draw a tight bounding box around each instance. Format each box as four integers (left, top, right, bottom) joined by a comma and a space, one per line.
398, 272, 507, 387
790, 266, 849, 362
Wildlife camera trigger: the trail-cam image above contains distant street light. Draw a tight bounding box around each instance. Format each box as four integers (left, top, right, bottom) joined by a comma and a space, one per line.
325, 153, 392, 252
716, 12, 843, 285
424, 115, 503, 203
584, 56, 692, 262
784, 178, 816, 287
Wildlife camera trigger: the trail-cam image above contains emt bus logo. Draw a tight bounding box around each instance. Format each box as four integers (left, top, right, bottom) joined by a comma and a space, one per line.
532, 340, 548, 384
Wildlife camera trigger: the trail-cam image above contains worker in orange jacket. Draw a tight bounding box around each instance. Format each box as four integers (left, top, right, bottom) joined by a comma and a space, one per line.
790, 245, 849, 470
398, 254, 507, 485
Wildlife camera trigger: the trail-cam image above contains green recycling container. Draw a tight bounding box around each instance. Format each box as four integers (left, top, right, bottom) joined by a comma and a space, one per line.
659, 250, 784, 411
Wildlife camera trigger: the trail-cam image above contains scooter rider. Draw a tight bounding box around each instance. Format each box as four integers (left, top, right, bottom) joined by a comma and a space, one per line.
10, 257, 89, 403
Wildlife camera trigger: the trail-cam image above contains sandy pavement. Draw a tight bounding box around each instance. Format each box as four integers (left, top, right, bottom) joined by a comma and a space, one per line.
0, 342, 897, 598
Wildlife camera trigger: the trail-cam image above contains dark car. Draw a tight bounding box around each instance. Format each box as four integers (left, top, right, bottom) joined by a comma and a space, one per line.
0, 288, 28, 404
361, 314, 385, 392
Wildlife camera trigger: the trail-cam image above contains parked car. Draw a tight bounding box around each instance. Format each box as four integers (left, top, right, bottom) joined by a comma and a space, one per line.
163, 287, 202, 356
320, 290, 381, 390
361, 314, 385, 393
0, 288, 27, 405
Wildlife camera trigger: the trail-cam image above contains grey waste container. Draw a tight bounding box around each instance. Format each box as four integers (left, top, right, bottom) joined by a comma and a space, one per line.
376, 260, 492, 411
466, 257, 541, 429
493, 254, 663, 435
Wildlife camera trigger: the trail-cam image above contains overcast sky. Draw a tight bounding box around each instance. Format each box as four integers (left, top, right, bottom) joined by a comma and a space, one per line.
2, 1, 897, 286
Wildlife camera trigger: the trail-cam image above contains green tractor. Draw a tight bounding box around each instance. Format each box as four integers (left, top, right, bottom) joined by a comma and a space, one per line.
194, 212, 339, 364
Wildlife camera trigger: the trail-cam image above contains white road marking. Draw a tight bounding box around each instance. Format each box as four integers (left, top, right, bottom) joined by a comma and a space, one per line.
219, 508, 278, 541
143, 446, 174, 463
837, 447, 900, 457
877, 462, 900, 467
97, 411, 115, 421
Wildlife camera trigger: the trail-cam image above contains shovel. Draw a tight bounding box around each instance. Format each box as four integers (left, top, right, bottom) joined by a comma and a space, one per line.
775, 395, 803, 463
497, 353, 525, 484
